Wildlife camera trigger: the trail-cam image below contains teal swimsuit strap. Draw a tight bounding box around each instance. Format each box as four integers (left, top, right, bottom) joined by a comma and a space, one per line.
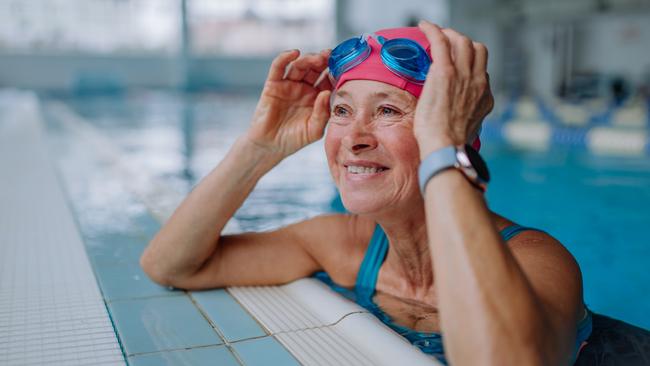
500, 224, 543, 241
355, 225, 389, 291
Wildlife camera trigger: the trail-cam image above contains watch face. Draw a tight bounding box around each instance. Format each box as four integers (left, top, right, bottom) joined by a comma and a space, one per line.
464, 144, 490, 183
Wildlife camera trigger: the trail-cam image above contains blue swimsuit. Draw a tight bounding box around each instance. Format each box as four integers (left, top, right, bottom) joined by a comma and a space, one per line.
315, 224, 593, 364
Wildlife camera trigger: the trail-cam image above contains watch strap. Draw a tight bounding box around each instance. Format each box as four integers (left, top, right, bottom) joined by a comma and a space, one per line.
418, 146, 457, 193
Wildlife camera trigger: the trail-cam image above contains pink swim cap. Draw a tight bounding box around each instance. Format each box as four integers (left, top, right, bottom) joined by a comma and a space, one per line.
334, 27, 429, 98
333, 26, 482, 151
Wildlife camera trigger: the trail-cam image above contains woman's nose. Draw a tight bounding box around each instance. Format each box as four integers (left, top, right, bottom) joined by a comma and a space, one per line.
342, 120, 378, 154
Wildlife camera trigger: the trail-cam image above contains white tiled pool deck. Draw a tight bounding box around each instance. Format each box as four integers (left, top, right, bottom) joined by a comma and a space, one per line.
1, 90, 441, 366
0, 93, 124, 365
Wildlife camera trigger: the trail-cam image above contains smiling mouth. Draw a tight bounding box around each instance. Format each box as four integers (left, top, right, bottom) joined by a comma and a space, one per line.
345, 165, 389, 174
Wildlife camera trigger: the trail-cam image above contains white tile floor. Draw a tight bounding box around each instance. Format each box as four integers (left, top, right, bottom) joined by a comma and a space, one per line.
0, 91, 124, 366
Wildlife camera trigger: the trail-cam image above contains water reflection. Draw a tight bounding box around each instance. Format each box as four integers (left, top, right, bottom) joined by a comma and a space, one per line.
61, 91, 335, 232
372, 290, 440, 334
314, 270, 446, 361
181, 94, 195, 187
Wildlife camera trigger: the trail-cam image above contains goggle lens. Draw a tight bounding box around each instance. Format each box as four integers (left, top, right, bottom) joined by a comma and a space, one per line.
329, 34, 431, 85
329, 36, 371, 80
381, 39, 431, 84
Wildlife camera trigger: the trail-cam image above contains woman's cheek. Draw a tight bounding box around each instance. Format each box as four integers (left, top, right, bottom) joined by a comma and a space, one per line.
385, 125, 421, 169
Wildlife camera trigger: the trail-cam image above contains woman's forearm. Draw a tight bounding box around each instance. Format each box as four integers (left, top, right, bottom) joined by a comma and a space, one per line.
139, 48, 331, 286
424, 170, 550, 365
140, 136, 282, 285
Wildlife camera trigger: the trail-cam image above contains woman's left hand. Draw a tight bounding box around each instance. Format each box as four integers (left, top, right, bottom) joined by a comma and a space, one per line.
414, 21, 494, 157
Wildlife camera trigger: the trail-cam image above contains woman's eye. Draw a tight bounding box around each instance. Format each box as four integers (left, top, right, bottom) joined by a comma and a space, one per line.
333, 106, 349, 116
379, 106, 400, 117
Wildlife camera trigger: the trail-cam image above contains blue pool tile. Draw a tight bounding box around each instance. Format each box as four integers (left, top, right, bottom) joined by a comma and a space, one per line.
131, 212, 161, 239
84, 232, 147, 264
108, 296, 223, 355
94, 262, 178, 301
232, 337, 299, 366
128, 346, 239, 366
192, 289, 266, 342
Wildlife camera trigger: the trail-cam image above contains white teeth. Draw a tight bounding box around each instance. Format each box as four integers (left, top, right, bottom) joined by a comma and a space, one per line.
346, 165, 386, 174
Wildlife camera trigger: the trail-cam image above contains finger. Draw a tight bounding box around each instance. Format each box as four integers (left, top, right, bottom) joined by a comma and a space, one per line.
418, 20, 452, 68
303, 69, 323, 86
284, 59, 326, 83
318, 77, 334, 92
284, 53, 328, 81
267, 49, 300, 81
442, 28, 474, 76
472, 41, 488, 76
319, 48, 332, 60
307, 90, 331, 141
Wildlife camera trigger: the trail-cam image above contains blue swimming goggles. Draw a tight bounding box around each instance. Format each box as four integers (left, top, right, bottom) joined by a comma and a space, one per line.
328, 33, 432, 85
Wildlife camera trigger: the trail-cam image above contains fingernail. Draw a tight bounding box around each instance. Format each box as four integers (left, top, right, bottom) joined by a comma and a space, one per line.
282, 63, 293, 79
313, 68, 329, 88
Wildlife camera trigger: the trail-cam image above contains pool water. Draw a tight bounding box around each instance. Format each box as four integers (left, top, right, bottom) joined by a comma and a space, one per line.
47, 90, 650, 331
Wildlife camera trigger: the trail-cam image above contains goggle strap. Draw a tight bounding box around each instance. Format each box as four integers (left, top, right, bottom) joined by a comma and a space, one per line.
365, 32, 385, 46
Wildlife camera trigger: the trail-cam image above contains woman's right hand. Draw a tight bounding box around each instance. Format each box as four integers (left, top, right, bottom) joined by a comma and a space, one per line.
245, 49, 333, 160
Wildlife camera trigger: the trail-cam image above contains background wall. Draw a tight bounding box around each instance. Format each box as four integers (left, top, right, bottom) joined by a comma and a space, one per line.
575, 13, 650, 82
1, 0, 649, 98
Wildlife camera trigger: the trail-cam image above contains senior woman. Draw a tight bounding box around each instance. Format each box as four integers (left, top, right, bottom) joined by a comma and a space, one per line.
141, 21, 591, 365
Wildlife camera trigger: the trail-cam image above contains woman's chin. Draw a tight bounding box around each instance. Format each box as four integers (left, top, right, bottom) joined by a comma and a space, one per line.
340, 193, 390, 215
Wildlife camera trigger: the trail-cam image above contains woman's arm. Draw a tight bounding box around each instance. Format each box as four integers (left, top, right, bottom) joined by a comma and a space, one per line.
415, 21, 582, 365
140, 49, 334, 289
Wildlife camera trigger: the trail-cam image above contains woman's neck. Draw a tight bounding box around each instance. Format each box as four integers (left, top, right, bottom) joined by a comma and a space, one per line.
373, 202, 435, 300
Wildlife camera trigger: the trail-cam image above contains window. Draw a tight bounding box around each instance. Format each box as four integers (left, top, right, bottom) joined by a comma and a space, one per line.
189, 0, 335, 56
0, 0, 179, 54
0, 0, 335, 56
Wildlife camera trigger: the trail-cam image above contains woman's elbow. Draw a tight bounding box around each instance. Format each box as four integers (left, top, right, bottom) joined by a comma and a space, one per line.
139, 247, 213, 291
140, 245, 175, 287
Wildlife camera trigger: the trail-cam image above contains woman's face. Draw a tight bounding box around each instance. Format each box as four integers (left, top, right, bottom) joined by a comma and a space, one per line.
325, 80, 421, 215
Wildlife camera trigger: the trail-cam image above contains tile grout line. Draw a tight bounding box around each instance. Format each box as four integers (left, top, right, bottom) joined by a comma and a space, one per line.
126, 343, 233, 358
100, 298, 131, 366
104, 292, 183, 304
225, 287, 277, 334
185, 292, 247, 366
265, 311, 369, 336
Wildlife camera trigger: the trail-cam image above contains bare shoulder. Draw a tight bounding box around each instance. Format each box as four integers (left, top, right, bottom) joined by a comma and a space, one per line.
491, 212, 584, 324
491, 212, 579, 271
296, 213, 376, 287
491, 212, 580, 273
